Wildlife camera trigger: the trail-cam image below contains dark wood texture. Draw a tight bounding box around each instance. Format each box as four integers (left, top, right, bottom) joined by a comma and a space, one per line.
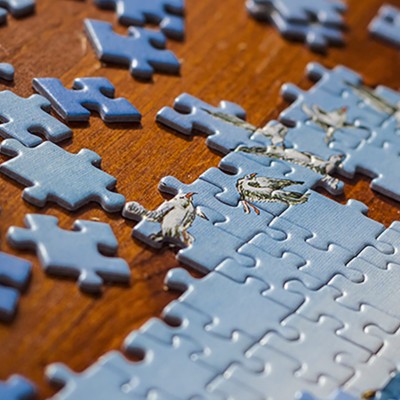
1, 0, 400, 397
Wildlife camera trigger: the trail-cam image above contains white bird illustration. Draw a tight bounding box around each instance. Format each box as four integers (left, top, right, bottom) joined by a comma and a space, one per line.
236, 173, 309, 214
123, 193, 208, 246
302, 104, 361, 143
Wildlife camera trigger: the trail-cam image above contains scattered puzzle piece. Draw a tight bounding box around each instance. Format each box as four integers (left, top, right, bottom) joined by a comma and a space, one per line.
0, 0, 35, 25
0, 63, 14, 81
0, 251, 32, 322
0, 139, 125, 212
0, 91, 71, 148
84, 19, 180, 80
0, 375, 37, 400
94, 0, 185, 40
32, 77, 141, 123
369, 4, 400, 48
7, 214, 130, 293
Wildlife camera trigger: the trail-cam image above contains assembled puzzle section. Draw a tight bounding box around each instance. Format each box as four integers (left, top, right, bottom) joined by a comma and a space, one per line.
0, 252, 31, 322
32, 77, 141, 123
7, 214, 130, 294
369, 4, 400, 48
84, 19, 180, 80
246, 0, 347, 52
94, 0, 185, 40
0, 139, 125, 212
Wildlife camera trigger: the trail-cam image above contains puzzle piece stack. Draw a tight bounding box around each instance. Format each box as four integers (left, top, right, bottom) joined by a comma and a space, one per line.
246, 0, 347, 52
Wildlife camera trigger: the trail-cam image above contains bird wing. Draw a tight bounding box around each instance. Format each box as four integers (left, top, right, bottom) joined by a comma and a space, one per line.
203, 109, 257, 132
196, 208, 209, 220
270, 179, 302, 189
151, 203, 175, 222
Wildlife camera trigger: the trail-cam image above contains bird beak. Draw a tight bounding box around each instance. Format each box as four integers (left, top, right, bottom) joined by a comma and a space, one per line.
341, 106, 347, 113
185, 192, 197, 199
250, 173, 257, 178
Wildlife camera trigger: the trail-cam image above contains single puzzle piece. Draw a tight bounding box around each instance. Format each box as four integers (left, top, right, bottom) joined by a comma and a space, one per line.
32, 77, 141, 123
0, 0, 35, 21
94, 0, 185, 40
165, 268, 298, 341
46, 351, 139, 400
209, 343, 340, 400
246, 0, 345, 52
263, 313, 371, 384
0, 139, 125, 212
0, 251, 31, 322
0, 375, 37, 400
156, 93, 253, 155
0, 63, 14, 81
369, 5, 400, 48
288, 280, 400, 355
7, 214, 130, 293
84, 19, 180, 80
124, 303, 263, 377
0, 91, 71, 148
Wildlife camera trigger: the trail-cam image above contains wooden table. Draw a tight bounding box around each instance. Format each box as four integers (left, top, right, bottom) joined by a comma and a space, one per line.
1, 0, 400, 397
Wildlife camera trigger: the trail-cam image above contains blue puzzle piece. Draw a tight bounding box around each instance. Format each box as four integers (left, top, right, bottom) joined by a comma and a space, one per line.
0, 139, 125, 212
0, 91, 71, 148
157, 93, 254, 154
84, 19, 180, 80
94, 0, 185, 40
0, 63, 14, 81
0, 375, 37, 400
252, 0, 347, 26
0, 0, 35, 24
373, 371, 400, 400
246, 0, 345, 52
32, 77, 141, 123
7, 214, 130, 293
0, 251, 32, 322
299, 390, 357, 400
369, 5, 400, 48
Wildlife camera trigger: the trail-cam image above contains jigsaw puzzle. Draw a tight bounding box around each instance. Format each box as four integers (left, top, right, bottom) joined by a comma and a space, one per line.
0, 251, 31, 322
369, 4, 400, 48
0, 63, 14, 81
0, 375, 37, 400
94, 0, 185, 40
0, 91, 71, 148
0, 139, 125, 212
0, 0, 35, 25
84, 19, 180, 80
7, 214, 130, 293
246, 0, 347, 52
32, 77, 141, 123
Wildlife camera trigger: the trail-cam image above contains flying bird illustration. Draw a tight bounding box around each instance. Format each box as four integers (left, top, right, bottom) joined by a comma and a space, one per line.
345, 81, 400, 126
302, 104, 361, 143
236, 173, 309, 214
123, 193, 208, 246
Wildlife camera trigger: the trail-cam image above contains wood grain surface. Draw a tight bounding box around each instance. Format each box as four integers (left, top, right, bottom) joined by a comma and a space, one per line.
1, 0, 400, 397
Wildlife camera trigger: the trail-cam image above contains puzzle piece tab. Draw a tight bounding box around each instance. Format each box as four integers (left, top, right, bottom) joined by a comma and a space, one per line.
32, 77, 141, 123
7, 214, 130, 293
0, 251, 31, 322
0, 139, 125, 212
84, 19, 180, 80
0, 91, 71, 148
94, 0, 185, 40
369, 5, 400, 48
0, 375, 37, 400
0, 63, 14, 81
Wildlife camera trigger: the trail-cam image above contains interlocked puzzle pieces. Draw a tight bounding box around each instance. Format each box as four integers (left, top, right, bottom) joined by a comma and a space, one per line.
0, 375, 37, 400
32, 77, 141, 123
369, 4, 400, 48
7, 214, 130, 293
94, 0, 185, 40
84, 19, 180, 80
0, 0, 35, 25
0, 139, 125, 212
0, 252, 31, 322
0, 91, 71, 148
246, 0, 347, 52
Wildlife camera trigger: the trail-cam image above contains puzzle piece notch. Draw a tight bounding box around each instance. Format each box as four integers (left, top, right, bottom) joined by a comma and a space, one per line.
94, 0, 185, 40
0, 375, 37, 400
32, 77, 141, 123
0, 91, 71, 148
7, 214, 130, 293
0, 139, 125, 212
0, 251, 32, 322
369, 5, 400, 48
84, 19, 180, 80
